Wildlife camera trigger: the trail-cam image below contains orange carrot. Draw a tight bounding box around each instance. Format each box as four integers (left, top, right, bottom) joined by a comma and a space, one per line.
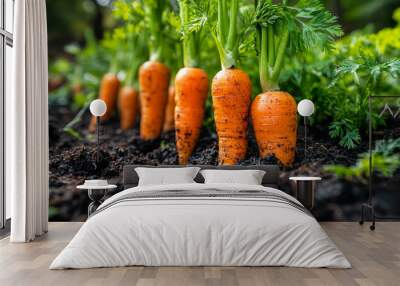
72, 82, 82, 95
89, 73, 120, 132
175, 68, 209, 164
251, 91, 297, 166
137, 92, 141, 116
211, 68, 252, 165
163, 85, 176, 132
118, 86, 138, 130
139, 60, 171, 140
250, 0, 340, 166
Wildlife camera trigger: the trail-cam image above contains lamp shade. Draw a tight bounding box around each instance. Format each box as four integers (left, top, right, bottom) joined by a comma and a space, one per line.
297, 99, 315, 117
90, 99, 107, 117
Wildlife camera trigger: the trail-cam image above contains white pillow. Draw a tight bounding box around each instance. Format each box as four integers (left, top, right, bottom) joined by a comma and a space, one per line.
135, 167, 201, 186
200, 169, 266, 185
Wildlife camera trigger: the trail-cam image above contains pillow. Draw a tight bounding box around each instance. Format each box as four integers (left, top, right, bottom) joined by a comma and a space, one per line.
135, 167, 201, 186
200, 169, 266, 185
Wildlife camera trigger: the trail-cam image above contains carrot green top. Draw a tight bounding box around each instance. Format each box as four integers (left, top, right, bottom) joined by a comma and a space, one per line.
111, 1, 150, 88
112, 0, 171, 62
214, 0, 240, 69
179, 0, 200, 68
145, 0, 167, 61
125, 32, 147, 88
253, 0, 342, 92
185, 0, 253, 70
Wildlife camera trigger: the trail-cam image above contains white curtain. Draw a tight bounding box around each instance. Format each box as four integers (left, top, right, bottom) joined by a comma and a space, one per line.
7, 0, 49, 242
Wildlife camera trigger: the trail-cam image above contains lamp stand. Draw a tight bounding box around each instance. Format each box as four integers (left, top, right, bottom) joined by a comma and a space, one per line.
96, 116, 100, 165
359, 94, 400, 230
304, 116, 307, 160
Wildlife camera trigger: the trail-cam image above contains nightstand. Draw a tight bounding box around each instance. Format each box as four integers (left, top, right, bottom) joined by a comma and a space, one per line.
77, 184, 117, 216
289, 176, 322, 210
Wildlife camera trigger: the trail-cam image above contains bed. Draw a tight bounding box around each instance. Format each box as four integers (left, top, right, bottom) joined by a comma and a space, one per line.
50, 165, 350, 269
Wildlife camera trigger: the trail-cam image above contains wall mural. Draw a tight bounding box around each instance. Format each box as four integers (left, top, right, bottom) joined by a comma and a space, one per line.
47, 1, 400, 222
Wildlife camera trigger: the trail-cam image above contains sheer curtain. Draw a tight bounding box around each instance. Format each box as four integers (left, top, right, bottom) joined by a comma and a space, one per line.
7, 0, 49, 242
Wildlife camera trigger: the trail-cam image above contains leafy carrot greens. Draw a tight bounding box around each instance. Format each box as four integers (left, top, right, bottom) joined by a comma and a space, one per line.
252, 0, 343, 91
186, 0, 254, 69
178, 0, 203, 67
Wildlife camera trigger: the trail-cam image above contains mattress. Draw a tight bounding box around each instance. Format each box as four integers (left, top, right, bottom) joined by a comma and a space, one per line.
50, 183, 351, 269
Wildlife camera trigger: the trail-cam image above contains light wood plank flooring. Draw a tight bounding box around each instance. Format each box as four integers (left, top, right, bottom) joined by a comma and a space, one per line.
0, 222, 399, 286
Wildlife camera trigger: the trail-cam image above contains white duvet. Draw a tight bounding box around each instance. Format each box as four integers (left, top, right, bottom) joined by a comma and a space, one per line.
50, 183, 350, 269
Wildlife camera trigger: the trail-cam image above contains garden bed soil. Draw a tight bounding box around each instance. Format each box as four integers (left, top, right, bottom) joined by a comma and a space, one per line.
49, 107, 400, 221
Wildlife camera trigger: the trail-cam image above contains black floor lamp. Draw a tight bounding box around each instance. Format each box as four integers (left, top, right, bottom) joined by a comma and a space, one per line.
89, 99, 107, 165
359, 94, 400, 231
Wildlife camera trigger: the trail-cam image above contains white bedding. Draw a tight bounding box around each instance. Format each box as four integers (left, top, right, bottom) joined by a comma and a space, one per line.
50, 183, 351, 269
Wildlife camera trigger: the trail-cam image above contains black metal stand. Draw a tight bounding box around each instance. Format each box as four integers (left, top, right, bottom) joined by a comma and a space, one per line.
293, 180, 317, 210
360, 203, 375, 230
96, 116, 100, 164
88, 189, 107, 216
359, 95, 400, 230
359, 96, 375, 230
304, 117, 308, 160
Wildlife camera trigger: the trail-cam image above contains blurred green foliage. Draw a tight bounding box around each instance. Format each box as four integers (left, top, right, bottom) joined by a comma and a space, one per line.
323, 0, 400, 33
46, 0, 114, 54
280, 10, 400, 149
325, 138, 400, 183
46, 0, 399, 56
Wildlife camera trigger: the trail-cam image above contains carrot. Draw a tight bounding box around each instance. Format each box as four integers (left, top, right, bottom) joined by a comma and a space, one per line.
118, 86, 138, 130
172, 1, 210, 164
136, 90, 141, 116
250, 1, 341, 166
251, 92, 297, 166
175, 68, 209, 164
89, 73, 120, 132
139, 60, 171, 140
201, 0, 252, 164
72, 82, 82, 96
212, 68, 251, 165
163, 85, 176, 132
135, 1, 173, 139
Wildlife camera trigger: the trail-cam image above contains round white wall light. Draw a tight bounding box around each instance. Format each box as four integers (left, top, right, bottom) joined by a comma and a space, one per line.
90, 99, 107, 117
297, 99, 315, 117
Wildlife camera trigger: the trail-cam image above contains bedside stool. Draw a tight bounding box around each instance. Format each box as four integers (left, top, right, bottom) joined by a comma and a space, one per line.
289, 176, 322, 210
77, 184, 117, 216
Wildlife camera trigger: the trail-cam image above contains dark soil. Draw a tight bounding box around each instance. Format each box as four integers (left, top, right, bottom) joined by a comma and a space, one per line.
49, 106, 400, 222
49, 107, 364, 186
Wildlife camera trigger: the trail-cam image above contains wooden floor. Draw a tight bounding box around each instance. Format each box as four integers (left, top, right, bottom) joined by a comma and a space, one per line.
0, 222, 399, 286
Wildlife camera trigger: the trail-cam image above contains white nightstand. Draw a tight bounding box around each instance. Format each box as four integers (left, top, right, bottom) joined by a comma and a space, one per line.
77, 184, 117, 216
289, 176, 322, 210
